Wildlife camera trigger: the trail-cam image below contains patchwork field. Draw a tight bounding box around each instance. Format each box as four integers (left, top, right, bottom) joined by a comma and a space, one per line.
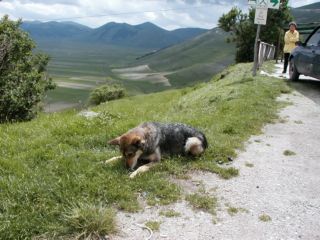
112, 65, 172, 86
38, 40, 146, 111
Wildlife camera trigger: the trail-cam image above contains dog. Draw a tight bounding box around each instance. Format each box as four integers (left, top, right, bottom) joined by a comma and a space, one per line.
106, 122, 208, 178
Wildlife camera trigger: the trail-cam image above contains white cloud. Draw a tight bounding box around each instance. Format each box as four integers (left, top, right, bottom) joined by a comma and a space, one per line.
0, 0, 319, 30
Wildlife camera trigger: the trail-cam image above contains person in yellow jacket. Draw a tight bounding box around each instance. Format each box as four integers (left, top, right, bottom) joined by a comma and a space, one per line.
282, 22, 299, 74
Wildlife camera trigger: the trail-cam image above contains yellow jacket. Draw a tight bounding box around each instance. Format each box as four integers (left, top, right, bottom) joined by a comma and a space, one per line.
283, 30, 299, 53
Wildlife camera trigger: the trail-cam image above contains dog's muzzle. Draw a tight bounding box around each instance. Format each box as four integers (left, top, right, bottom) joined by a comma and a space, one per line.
124, 150, 142, 171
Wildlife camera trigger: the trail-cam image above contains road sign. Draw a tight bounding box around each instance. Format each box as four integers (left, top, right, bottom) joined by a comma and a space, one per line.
248, 0, 280, 9
254, 6, 268, 25
268, 0, 280, 9
250, 0, 279, 76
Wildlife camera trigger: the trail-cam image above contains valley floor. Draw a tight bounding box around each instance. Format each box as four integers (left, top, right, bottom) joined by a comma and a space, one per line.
113, 89, 320, 239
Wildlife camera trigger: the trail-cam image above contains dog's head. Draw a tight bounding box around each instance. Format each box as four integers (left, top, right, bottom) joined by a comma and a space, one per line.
108, 133, 145, 170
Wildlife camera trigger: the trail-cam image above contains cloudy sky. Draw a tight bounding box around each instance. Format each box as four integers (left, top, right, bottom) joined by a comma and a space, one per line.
0, 0, 318, 30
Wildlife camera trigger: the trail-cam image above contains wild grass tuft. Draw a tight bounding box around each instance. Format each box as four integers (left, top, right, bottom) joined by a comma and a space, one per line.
145, 221, 161, 231
63, 203, 116, 239
259, 213, 272, 222
245, 162, 254, 168
159, 209, 181, 218
227, 206, 248, 216
283, 150, 296, 156
186, 193, 217, 215
227, 207, 239, 216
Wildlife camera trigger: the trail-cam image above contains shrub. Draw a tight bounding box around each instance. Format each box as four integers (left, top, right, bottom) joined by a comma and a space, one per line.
89, 84, 125, 105
0, 16, 55, 123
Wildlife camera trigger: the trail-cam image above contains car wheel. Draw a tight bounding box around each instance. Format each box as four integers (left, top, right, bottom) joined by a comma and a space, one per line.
289, 58, 300, 81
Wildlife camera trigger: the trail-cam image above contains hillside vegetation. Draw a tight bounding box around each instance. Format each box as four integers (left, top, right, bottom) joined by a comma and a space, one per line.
114, 28, 235, 92
0, 62, 290, 239
136, 28, 233, 72
37, 27, 235, 110
291, 2, 320, 23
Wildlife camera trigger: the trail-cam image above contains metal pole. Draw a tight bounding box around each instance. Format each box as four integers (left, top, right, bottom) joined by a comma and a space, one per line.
275, 28, 282, 63
253, 24, 261, 76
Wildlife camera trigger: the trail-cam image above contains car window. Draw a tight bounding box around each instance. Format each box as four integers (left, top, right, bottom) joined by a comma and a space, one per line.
307, 28, 320, 47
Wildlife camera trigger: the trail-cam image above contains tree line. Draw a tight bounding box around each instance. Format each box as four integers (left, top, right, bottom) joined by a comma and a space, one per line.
218, 0, 292, 63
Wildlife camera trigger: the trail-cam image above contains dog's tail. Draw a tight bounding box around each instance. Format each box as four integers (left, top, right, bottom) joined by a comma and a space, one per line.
198, 132, 208, 149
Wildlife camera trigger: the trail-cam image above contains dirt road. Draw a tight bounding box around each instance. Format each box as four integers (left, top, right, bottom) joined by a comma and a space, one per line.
113, 79, 320, 239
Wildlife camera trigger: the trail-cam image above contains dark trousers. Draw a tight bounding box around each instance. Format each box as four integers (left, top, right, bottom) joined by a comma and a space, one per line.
283, 53, 290, 73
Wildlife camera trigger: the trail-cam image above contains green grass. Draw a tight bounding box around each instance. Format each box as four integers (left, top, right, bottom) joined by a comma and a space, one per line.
245, 162, 254, 168
145, 221, 161, 231
283, 150, 296, 156
259, 213, 272, 222
227, 207, 239, 216
186, 193, 218, 215
0, 63, 290, 239
226, 206, 248, 216
45, 86, 91, 105
159, 209, 181, 218
63, 203, 116, 239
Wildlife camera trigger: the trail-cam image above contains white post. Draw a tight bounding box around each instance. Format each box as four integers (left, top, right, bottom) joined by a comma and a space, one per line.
253, 24, 261, 76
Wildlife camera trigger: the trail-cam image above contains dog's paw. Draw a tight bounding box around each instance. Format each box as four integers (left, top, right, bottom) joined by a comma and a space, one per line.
129, 171, 139, 178
105, 156, 122, 164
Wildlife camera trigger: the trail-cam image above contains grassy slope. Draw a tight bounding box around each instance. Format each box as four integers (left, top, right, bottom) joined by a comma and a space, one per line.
0, 63, 290, 239
135, 29, 233, 71
131, 29, 235, 88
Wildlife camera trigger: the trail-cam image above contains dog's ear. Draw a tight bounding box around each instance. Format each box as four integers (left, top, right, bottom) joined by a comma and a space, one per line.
108, 137, 121, 146
132, 136, 145, 149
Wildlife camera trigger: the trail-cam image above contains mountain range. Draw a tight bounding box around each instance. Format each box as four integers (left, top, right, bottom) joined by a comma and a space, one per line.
291, 2, 320, 24
21, 21, 207, 49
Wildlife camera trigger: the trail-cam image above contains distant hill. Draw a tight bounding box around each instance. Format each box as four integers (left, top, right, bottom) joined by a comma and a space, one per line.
291, 2, 320, 24
134, 28, 233, 71
115, 28, 235, 89
21, 21, 207, 49
21, 21, 91, 39
295, 2, 320, 9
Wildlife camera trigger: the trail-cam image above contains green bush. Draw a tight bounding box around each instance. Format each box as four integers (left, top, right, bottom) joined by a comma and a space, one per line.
89, 84, 125, 105
0, 16, 55, 123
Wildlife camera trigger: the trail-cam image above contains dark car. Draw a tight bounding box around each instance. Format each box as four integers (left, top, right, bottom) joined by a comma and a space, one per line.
289, 26, 320, 81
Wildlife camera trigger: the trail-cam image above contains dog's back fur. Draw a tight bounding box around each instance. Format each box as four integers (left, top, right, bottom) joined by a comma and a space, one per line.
139, 122, 207, 157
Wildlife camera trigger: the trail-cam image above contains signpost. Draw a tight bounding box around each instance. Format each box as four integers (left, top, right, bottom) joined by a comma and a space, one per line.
250, 0, 280, 76
254, 7, 268, 25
